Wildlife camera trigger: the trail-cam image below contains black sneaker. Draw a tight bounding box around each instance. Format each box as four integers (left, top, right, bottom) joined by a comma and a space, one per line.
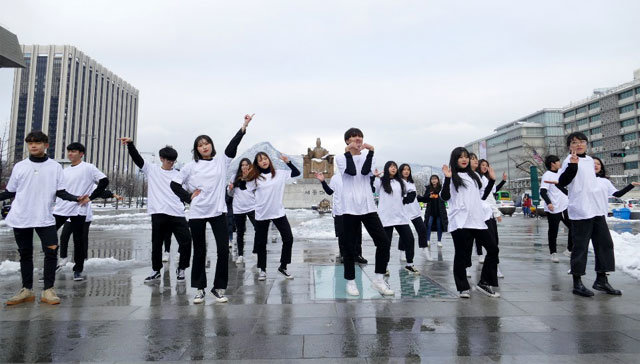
475, 282, 500, 298
210, 288, 228, 303
278, 267, 293, 279
176, 269, 186, 282
404, 265, 420, 275
355, 256, 368, 264
144, 271, 161, 283
73, 271, 84, 281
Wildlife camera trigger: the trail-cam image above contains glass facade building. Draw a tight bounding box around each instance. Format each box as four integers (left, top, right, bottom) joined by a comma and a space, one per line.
9, 45, 139, 176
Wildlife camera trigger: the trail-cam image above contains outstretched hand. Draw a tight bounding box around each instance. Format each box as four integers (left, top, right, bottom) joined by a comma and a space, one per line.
632, 182, 640, 187
314, 172, 325, 182
502, 172, 508, 181
442, 165, 452, 178
242, 114, 254, 132
118, 137, 132, 145
488, 166, 496, 180
373, 168, 382, 178
113, 194, 124, 201
543, 180, 559, 185
279, 154, 290, 163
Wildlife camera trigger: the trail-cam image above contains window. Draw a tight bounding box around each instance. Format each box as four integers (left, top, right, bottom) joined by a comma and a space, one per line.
628, 146, 640, 154
576, 106, 588, 114
620, 104, 635, 114
622, 132, 637, 141
619, 89, 634, 100
590, 127, 602, 135
621, 118, 636, 128
636, 86, 640, 94
577, 118, 589, 126
565, 123, 573, 130
564, 110, 575, 118
624, 161, 639, 170
590, 114, 601, 122
588, 101, 600, 110
591, 139, 603, 148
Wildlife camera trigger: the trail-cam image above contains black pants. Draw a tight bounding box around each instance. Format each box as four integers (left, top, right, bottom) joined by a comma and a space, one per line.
254, 215, 293, 270
472, 217, 499, 257
14, 225, 58, 290
60, 220, 91, 260
547, 209, 571, 254
386, 224, 415, 263
451, 228, 499, 292
188, 214, 228, 290
570, 216, 615, 276
399, 216, 428, 250
152, 214, 192, 272
163, 230, 172, 252
234, 211, 256, 256
342, 213, 390, 280
334, 215, 362, 258
55, 214, 86, 273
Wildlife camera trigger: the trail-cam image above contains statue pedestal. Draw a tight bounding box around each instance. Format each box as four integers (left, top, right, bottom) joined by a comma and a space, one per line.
283, 178, 332, 209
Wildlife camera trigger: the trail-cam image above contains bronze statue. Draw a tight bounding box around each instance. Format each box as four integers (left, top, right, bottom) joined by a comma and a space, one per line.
303, 138, 334, 178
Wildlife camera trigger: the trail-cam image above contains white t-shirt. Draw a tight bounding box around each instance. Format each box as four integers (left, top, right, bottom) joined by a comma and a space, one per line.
595, 177, 618, 217
558, 155, 602, 220
479, 175, 499, 220
374, 178, 410, 227
231, 180, 256, 215
335, 153, 377, 216
5, 158, 65, 228
53, 161, 106, 217
402, 180, 422, 220
540, 170, 568, 214
446, 172, 488, 232
142, 163, 185, 217
173, 154, 231, 219
247, 170, 292, 221
328, 176, 343, 217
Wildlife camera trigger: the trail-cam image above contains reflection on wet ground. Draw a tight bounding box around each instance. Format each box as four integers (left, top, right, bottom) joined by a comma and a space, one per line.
1, 210, 640, 362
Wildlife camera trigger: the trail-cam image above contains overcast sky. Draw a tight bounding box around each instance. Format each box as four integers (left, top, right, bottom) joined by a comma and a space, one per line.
2, 0, 640, 168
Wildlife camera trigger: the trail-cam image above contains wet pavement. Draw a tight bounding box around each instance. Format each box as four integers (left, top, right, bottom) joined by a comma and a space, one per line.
1, 209, 640, 363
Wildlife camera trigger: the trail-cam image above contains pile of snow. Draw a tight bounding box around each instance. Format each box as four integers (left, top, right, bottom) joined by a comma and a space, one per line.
609, 231, 640, 280
57, 257, 146, 271
90, 223, 151, 231
292, 216, 336, 240
0, 260, 20, 276
91, 212, 149, 221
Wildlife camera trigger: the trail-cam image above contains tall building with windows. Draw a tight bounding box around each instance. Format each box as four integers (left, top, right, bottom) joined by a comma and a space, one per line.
562, 69, 640, 178
8, 45, 138, 176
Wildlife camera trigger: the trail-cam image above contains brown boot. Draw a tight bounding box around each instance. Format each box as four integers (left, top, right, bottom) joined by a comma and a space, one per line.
40, 288, 61, 305
6, 288, 35, 305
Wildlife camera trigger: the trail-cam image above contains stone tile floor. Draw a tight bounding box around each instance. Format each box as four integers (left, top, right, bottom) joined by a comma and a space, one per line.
1, 214, 640, 362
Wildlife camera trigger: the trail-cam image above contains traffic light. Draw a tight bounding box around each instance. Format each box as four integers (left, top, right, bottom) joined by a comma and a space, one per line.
611, 152, 626, 157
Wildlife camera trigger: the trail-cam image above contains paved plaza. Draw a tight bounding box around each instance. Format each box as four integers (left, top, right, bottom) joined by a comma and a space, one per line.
1, 211, 640, 363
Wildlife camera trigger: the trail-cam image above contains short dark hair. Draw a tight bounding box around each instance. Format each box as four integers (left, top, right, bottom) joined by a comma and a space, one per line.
544, 155, 560, 170
566, 132, 588, 148
159, 145, 178, 161
66, 142, 85, 153
25, 131, 48, 143
343, 128, 363, 143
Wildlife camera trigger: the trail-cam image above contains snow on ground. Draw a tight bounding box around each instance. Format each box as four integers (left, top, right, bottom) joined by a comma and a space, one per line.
0, 260, 20, 276
89, 223, 151, 231
609, 230, 640, 280
57, 257, 146, 271
292, 215, 336, 240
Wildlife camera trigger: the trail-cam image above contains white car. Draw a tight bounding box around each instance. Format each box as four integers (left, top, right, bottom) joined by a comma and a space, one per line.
608, 197, 626, 216
625, 199, 640, 211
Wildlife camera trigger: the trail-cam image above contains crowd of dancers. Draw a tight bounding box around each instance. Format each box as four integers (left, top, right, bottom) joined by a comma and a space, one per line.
2, 114, 636, 305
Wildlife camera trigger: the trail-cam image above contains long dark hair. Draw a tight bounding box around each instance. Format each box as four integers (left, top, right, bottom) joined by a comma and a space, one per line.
427, 174, 441, 194
192, 135, 216, 161
449, 147, 482, 192
478, 159, 490, 179
398, 163, 414, 183
381, 161, 405, 195
593, 156, 607, 178
247, 152, 276, 181
234, 158, 252, 183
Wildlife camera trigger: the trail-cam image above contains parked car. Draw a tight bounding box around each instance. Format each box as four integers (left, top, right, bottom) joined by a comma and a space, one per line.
625, 198, 640, 211
608, 197, 626, 216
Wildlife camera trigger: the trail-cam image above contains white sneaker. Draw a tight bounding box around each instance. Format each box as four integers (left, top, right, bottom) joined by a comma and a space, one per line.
56, 257, 69, 271
193, 289, 205, 304
211, 289, 228, 303
563, 249, 571, 257
235, 255, 244, 264
497, 266, 504, 278
162, 252, 169, 262
400, 253, 407, 262
425, 249, 432, 261
478, 255, 485, 264
372, 279, 394, 296
346, 280, 360, 296
258, 270, 267, 281
551, 253, 559, 263
567, 269, 572, 275
459, 290, 471, 299
437, 241, 443, 248
466, 270, 471, 278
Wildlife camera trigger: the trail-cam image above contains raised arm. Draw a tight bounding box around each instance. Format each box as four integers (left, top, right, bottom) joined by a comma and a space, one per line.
119, 138, 145, 169
224, 114, 253, 158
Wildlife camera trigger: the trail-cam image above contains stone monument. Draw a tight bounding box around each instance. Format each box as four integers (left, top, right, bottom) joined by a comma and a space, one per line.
303, 138, 334, 178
